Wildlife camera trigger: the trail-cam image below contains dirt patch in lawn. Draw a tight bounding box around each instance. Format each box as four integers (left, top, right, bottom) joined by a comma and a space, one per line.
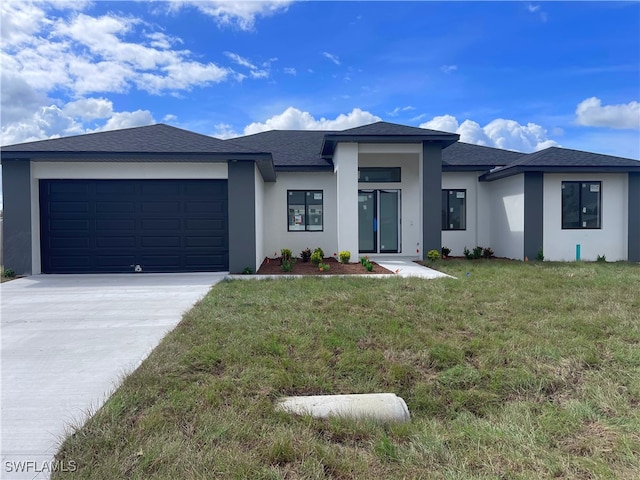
256, 257, 393, 275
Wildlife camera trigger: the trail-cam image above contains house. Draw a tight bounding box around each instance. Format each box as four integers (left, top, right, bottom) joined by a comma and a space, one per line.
1, 121, 638, 275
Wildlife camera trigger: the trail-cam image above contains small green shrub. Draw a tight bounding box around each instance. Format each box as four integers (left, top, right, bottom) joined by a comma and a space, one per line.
2, 268, 16, 278
280, 248, 292, 262
338, 250, 351, 264
427, 249, 440, 262
360, 256, 368, 266
241, 267, 253, 275
364, 261, 374, 272
472, 246, 483, 259
463, 247, 473, 260
536, 247, 544, 261
300, 248, 312, 262
596, 254, 606, 263
310, 250, 323, 266
482, 247, 494, 259
313, 247, 324, 258
281, 258, 296, 272
441, 246, 451, 258
318, 262, 330, 271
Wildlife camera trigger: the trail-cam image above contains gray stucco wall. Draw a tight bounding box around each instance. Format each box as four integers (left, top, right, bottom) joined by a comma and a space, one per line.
1, 160, 32, 275
524, 172, 544, 260
228, 161, 257, 273
629, 172, 640, 262
422, 142, 443, 259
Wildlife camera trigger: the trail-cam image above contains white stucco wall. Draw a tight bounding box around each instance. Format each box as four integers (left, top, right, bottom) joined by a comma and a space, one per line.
335, 143, 359, 257
441, 172, 482, 257
543, 173, 628, 261
488, 174, 525, 260
358, 150, 421, 256
261, 172, 338, 260
30, 161, 229, 274
254, 163, 265, 270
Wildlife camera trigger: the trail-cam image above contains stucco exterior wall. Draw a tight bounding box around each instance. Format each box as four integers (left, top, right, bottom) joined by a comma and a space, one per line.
254, 163, 265, 271
358, 151, 421, 256
442, 171, 481, 257
335, 143, 359, 257
262, 172, 338, 260
488, 174, 525, 259
543, 173, 627, 261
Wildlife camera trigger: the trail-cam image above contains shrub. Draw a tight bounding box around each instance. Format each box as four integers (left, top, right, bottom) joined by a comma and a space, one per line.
536, 248, 544, 262
2, 268, 16, 278
360, 256, 369, 266
318, 262, 330, 272
280, 248, 292, 263
427, 249, 440, 262
441, 246, 451, 258
365, 261, 374, 272
338, 250, 351, 264
463, 247, 473, 260
241, 267, 253, 275
300, 248, 312, 262
310, 250, 323, 266
313, 247, 324, 258
597, 254, 606, 263
482, 247, 494, 259
281, 258, 296, 272
472, 246, 483, 259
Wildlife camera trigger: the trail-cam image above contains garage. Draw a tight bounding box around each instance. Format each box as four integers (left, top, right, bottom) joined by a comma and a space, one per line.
39, 179, 229, 273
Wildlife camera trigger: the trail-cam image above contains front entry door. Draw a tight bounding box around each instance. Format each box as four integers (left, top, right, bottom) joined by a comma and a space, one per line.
358, 190, 401, 253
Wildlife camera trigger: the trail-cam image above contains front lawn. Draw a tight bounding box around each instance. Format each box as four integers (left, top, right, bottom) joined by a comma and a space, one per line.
54, 261, 640, 479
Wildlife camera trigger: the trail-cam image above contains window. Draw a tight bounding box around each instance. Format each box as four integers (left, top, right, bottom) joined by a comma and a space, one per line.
358, 167, 401, 183
562, 181, 601, 229
288, 190, 323, 231
442, 189, 466, 230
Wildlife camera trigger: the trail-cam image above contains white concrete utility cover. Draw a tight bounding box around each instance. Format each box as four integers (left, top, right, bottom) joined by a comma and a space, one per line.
276, 393, 410, 422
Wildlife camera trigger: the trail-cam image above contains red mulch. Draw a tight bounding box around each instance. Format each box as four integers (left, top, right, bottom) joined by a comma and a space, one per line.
256, 256, 393, 275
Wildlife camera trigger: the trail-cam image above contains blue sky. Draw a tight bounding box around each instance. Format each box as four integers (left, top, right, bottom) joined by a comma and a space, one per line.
1, 0, 639, 169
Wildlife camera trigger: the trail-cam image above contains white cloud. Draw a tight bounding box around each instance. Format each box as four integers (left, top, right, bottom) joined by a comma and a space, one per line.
283, 67, 297, 75
95, 110, 155, 132
162, 114, 178, 123
421, 115, 558, 152
62, 98, 114, 120
388, 106, 415, 117
224, 51, 257, 70
575, 97, 640, 130
322, 52, 340, 65
168, 0, 292, 31
212, 123, 240, 139
243, 107, 381, 135
224, 51, 271, 79
526, 3, 547, 22
1, 101, 155, 146
440, 65, 458, 74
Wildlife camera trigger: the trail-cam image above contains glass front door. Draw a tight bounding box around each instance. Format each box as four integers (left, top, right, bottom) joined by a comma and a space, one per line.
358, 190, 401, 253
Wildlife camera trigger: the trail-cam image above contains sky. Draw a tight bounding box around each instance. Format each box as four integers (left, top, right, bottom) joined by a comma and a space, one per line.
1, 0, 639, 206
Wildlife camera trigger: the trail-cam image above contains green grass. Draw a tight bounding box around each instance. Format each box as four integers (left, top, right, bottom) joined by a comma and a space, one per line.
54, 261, 640, 479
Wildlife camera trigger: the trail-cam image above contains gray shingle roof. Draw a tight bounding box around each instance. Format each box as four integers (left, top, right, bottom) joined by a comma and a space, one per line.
442, 142, 525, 168
481, 146, 640, 180
1, 124, 260, 155
334, 121, 455, 137
225, 130, 333, 169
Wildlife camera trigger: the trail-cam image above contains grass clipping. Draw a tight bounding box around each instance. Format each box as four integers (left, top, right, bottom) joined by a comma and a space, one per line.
54, 261, 640, 479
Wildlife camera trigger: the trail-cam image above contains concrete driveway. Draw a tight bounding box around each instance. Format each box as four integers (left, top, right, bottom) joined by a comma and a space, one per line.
1, 273, 225, 479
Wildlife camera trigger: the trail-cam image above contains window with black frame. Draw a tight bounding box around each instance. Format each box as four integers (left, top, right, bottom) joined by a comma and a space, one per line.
561, 181, 601, 229
442, 189, 466, 230
287, 190, 323, 231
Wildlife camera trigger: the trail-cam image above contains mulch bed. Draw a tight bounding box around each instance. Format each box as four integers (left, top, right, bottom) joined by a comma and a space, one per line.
256, 256, 393, 275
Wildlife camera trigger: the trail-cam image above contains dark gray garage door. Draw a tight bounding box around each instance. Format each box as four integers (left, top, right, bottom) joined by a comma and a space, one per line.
40, 179, 228, 273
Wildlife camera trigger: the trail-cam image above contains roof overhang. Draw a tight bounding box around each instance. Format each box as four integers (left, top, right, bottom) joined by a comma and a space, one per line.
479, 165, 640, 182
320, 133, 459, 157
0, 151, 277, 182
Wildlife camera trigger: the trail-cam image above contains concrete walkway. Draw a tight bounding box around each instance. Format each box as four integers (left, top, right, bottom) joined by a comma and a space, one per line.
1, 273, 225, 480
373, 256, 452, 278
